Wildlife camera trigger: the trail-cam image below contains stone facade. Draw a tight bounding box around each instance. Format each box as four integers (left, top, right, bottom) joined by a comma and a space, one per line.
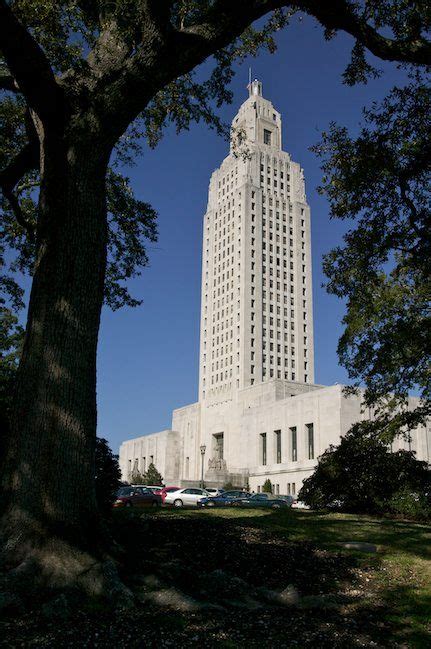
119, 381, 431, 494
119, 82, 431, 493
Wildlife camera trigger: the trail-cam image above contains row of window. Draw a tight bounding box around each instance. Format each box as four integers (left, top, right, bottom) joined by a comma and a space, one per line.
204, 180, 309, 392
128, 455, 154, 474
256, 483, 296, 495
260, 424, 314, 465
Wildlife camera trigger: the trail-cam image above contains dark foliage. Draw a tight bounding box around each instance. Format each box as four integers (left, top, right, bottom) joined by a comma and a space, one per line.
299, 423, 431, 517
0, 307, 23, 463
94, 438, 121, 517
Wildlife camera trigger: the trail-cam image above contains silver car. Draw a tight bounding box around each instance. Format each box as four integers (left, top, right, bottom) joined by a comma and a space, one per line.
205, 487, 224, 497
165, 488, 210, 508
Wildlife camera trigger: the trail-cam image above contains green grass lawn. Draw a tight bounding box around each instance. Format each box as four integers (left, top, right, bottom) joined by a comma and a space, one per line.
154, 507, 431, 647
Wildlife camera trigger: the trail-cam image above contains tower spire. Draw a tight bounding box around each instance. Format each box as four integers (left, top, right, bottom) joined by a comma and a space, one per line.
248, 78, 262, 97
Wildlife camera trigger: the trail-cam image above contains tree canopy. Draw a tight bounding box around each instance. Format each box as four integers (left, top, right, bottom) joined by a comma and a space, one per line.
2, 1, 431, 312
314, 76, 431, 435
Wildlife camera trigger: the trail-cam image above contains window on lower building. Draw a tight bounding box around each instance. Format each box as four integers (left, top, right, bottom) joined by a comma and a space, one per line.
290, 426, 297, 462
292, 482, 296, 495
261, 433, 267, 466
306, 423, 314, 459
275, 429, 282, 463
213, 432, 224, 460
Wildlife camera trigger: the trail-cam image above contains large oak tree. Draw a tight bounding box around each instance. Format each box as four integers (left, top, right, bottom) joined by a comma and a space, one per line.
1, 0, 430, 597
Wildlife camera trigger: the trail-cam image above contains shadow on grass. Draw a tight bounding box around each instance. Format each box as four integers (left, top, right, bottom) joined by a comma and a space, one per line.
1, 509, 429, 647
193, 507, 431, 561
109, 509, 431, 647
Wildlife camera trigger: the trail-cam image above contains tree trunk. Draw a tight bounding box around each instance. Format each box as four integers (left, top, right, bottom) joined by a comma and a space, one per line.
0, 136, 120, 597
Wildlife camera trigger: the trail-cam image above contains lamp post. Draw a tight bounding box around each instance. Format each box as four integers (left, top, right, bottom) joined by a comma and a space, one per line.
200, 444, 206, 489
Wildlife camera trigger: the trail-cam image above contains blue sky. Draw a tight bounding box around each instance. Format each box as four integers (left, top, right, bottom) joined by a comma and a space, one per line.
96, 14, 407, 453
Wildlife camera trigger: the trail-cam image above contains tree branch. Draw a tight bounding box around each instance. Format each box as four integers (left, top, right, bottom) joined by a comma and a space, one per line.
0, 141, 39, 193
0, 135, 39, 242
398, 177, 429, 246
180, 0, 431, 65
1, 185, 35, 242
296, 0, 431, 65
0, 73, 19, 92
101, 0, 431, 139
0, 0, 65, 127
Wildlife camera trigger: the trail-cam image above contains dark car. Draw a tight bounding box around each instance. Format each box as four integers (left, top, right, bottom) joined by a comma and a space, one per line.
113, 486, 162, 509
233, 493, 292, 509
198, 490, 250, 507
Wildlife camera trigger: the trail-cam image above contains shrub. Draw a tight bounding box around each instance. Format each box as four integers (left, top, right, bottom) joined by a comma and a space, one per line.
95, 437, 121, 516
388, 487, 431, 521
298, 423, 431, 515
223, 481, 235, 491
262, 479, 273, 494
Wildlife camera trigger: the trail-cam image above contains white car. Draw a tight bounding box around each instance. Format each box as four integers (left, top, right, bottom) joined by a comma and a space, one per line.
291, 500, 310, 510
164, 488, 210, 508
205, 488, 224, 497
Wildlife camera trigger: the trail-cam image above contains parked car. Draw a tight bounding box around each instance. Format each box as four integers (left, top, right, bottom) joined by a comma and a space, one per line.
154, 486, 181, 503
233, 493, 292, 509
164, 488, 210, 508
291, 500, 311, 510
130, 484, 161, 492
278, 495, 295, 506
204, 487, 226, 497
199, 490, 250, 507
114, 486, 162, 508
141, 485, 164, 493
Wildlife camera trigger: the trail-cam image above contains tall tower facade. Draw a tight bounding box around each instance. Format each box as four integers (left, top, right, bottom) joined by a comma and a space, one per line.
199, 80, 314, 403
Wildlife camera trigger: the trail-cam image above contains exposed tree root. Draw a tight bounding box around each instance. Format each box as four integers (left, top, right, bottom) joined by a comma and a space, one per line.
0, 519, 133, 612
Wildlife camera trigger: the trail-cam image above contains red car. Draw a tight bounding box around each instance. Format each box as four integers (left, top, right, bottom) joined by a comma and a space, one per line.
154, 486, 181, 504
113, 486, 162, 509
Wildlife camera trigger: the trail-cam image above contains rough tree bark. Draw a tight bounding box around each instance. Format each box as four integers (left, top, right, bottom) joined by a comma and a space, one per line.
0, 128, 123, 597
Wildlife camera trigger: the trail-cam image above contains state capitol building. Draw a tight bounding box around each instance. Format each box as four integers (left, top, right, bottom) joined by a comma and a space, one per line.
120, 81, 430, 494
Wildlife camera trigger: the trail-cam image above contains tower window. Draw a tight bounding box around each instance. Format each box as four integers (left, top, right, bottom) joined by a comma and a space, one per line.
263, 129, 272, 145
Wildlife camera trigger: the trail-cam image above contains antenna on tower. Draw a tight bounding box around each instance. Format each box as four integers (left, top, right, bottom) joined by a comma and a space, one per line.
247, 67, 253, 96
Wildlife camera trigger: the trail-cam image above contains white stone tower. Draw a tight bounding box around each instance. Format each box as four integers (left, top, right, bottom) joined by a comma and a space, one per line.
198, 80, 314, 403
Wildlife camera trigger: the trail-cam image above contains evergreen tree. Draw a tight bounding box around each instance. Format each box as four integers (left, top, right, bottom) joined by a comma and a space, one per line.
262, 479, 273, 494
143, 463, 163, 487
94, 438, 121, 517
